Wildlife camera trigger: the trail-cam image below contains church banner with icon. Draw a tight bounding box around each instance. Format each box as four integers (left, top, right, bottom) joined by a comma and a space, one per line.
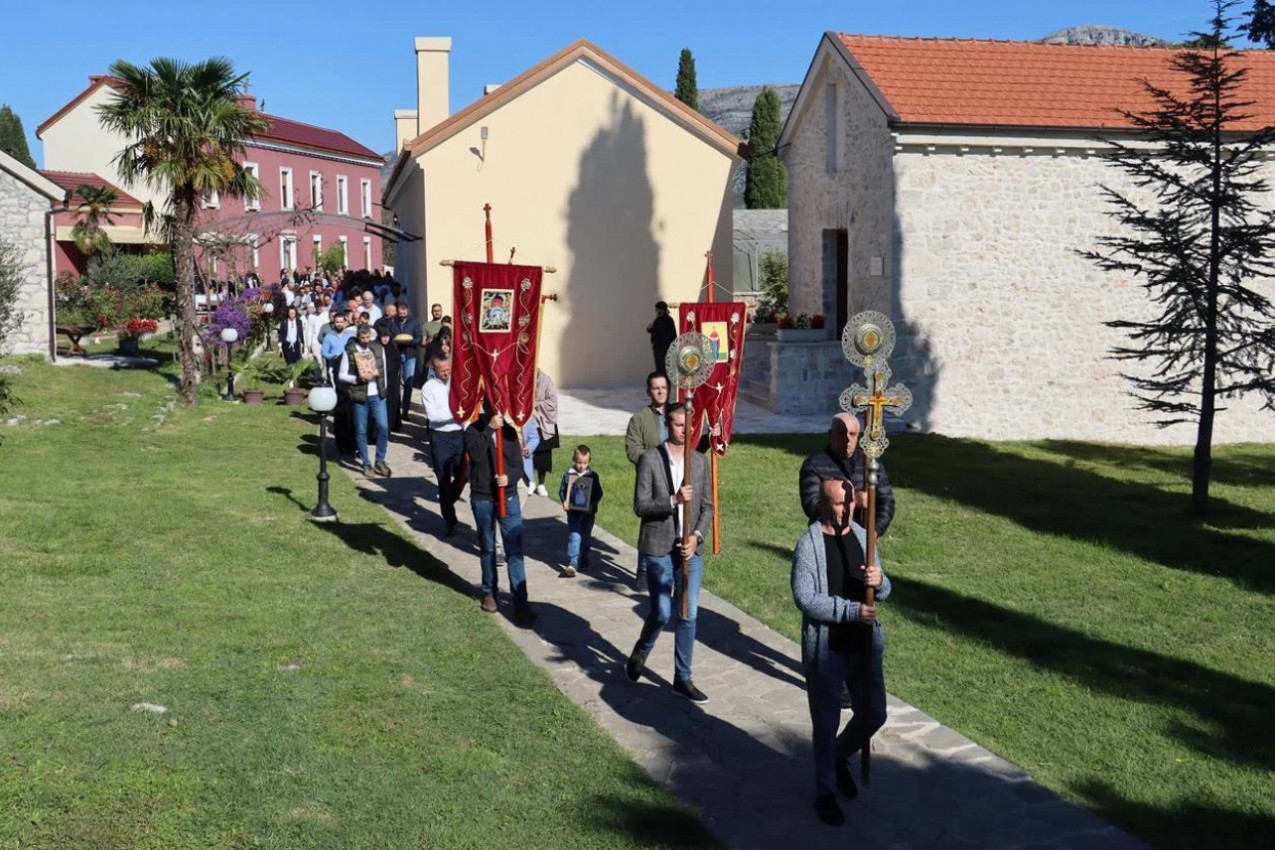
678, 302, 747, 454
449, 261, 544, 426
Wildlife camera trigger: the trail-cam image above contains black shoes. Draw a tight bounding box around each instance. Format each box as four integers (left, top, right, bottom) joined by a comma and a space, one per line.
673, 677, 709, 704
513, 604, 537, 628
815, 793, 845, 827
836, 760, 859, 799
625, 646, 649, 682
374, 461, 392, 477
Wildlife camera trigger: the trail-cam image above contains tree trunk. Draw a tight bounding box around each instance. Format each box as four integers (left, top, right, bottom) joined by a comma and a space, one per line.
173, 202, 199, 405
1195, 78, 1223, 519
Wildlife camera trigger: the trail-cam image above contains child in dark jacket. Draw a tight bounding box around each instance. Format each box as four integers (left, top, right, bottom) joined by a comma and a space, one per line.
558, 444, 604, 577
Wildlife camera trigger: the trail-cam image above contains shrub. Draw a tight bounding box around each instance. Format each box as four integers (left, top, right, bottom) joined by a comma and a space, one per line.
777, 314, 795, 330
810, 314, 826, 330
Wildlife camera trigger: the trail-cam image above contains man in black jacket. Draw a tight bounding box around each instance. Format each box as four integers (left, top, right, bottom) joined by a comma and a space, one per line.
463, 408, 534, 626
798, 413, 895, 536
394, 302, 422, 421
646, 301, 677, 374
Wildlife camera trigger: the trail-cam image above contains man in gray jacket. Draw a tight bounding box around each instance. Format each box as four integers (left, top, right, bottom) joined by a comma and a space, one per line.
623, 371, 669, 581
625, 403, 714, 703
792, 479, 891, 827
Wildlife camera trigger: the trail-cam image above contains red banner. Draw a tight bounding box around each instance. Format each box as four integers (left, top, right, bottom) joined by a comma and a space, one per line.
449, 261, 544, 426
679, 301, 747, 454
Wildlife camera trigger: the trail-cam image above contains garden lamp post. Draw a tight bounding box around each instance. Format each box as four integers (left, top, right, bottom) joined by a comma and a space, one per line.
220, 327, 239, 400
307, 384, 339, 522
263, 301, 275, 351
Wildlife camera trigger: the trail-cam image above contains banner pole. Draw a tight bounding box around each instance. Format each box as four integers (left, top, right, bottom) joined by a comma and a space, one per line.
704, 251, 721, 555
483, 203, 507, 518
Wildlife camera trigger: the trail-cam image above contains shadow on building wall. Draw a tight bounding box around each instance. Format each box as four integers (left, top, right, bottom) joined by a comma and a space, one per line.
562, 93, 660, 389
885, 210, 938, 432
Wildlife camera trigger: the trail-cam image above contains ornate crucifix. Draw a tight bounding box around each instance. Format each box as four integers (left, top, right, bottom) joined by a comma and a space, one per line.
838, 311, 911, 786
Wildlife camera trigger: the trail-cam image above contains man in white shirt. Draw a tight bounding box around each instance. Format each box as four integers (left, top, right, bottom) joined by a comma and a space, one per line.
422, 355, 463, 535
360, 291, 383, 325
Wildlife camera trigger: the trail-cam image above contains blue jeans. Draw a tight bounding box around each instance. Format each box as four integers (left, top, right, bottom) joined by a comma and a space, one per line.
351, 394, 388, 466
805, 631, 887, 796
472, 492, 527, 605
399, 354, 416, 418
521, 421, 540, 484
633, 549, 702, 682
566, 512, 595, 567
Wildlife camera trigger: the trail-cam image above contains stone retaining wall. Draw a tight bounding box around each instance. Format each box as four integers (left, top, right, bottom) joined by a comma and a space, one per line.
0, 168, 51, 357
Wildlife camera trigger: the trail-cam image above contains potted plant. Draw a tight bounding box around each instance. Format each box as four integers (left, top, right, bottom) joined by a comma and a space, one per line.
778, 312, 830, 342
118, 317, 158, 356
282, 360, 313, 406
231, 355, 275, 404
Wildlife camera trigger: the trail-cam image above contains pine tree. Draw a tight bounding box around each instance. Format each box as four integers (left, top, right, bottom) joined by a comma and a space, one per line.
675, 48, 698, 111
744, 87, 786, 209
0, 105, 36, 169
1082, 1, 1275, 517
1242, 0, 1275, 45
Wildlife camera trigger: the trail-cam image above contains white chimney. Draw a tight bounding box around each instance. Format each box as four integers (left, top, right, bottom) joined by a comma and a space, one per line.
484, 83, 502, 96
415, 37, 451, 133
394, 109, 419, 149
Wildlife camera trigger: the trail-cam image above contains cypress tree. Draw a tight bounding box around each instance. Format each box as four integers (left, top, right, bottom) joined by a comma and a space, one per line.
675, 48, 698, 111
744, 87, 787, 209
0, 106, 36, 169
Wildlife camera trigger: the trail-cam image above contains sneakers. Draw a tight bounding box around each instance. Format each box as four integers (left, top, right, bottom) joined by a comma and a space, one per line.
814, 793, 845, 827
362, 463, 374, 477
535, 483, 549, 497
625, 646, 649, 683
562, 564, 577, 577
836, 760, 859, 799
374, 461, 392, 477
673, 677, 709, 704
480, 594, 498, 613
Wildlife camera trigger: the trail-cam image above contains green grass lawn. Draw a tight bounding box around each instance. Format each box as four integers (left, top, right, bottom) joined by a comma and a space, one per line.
0, 354, 719, 850
567, 430, 1275, 850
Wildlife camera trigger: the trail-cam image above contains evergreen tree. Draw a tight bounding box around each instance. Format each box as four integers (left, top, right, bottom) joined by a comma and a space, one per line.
744, 87, 786, 209
1242, 0, 1275, 45
1081, 1, 1275, 517
675, 48, 698, 111
0, 105, 36, 169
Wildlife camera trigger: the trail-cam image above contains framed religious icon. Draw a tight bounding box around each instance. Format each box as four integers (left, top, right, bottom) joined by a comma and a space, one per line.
479, 289, 514, 333
701, 321, 730, 364
565, 474, 595, 513
354, 348, 379, 382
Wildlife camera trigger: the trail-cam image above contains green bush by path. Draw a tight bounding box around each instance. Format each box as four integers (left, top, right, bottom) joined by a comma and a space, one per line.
0, 358, 719, 850
568, 432, 1275, 850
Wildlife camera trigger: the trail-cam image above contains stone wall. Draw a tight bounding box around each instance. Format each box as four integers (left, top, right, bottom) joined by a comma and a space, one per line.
0, 168, 51, 357
891, 145, 1275, 444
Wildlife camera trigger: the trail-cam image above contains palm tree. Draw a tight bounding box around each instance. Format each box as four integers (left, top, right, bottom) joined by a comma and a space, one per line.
97, 57, 268, 404
70, 184, 117, 274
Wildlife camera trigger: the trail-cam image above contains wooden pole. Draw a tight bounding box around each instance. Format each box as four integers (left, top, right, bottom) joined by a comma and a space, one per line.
862, 454, 879, 785
483, 204, 507, 518
705, 251, 721, 555
679, 387, 692, 620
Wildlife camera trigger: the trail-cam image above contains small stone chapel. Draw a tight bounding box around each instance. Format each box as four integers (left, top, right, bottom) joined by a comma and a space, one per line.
769, 33, 1275, 444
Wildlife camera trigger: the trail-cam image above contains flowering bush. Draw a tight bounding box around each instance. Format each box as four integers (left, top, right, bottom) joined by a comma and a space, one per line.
204, 287, 270, 348
777, 313, 795, 329
810, 314, 826, 330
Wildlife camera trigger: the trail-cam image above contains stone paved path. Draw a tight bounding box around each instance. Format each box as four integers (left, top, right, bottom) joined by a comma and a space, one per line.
339, 419, 1144, 850
558, 386, 830, 436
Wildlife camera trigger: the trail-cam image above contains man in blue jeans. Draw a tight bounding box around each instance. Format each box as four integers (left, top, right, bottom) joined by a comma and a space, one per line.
393, 301, 422, 422
463, 408, 535, 627
625, 404, 714, 703
337, 324, 391, 478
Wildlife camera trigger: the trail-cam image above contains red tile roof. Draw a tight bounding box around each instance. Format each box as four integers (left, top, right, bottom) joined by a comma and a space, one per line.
253, 111, 382, 161
40, 170, 142, 207
838, 35, 1275, 131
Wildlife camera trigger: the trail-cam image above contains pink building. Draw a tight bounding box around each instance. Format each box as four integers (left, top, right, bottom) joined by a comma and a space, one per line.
38, 79, 386, 281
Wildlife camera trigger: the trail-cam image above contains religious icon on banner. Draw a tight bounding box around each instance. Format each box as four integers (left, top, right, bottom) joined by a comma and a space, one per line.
479, 290, 514, 333
702, 321, 730, 364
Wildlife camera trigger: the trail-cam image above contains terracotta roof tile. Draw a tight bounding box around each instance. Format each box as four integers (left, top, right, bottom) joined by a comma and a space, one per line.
838, 35, 1275, 130
40, 170, 142, 207
253, 111, 382, 161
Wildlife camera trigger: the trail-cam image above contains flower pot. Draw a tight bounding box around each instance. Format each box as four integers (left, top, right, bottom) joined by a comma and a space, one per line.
283, 388, 307, 406
118, 336, 141, 357
242, 389, 266, 404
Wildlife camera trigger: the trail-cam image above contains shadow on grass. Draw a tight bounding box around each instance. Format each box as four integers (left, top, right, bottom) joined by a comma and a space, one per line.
583, 793, 722, 849
777, 433, 1275, 595
1074, 778, 1275, 850
1034, 440, 1275, 490
892, 576, 1275, 776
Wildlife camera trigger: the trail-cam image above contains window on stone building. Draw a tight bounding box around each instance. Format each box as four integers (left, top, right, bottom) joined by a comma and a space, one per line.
360, 179, 372, 219
337, 175, 348, 215
825, 84, 840, 174
280, 167, 294, 210
310, 171, 323, 210
244, 163, 260, 211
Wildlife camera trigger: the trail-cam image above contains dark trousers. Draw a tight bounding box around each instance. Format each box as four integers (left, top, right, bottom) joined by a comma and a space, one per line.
429, 429, 465, 529
805, 633, 886, 797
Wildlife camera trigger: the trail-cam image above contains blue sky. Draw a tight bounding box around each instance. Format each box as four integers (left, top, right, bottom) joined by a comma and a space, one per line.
0, 0, 1246, 166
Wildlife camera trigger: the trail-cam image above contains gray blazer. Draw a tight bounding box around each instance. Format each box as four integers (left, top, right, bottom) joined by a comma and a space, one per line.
791, 520, 891, 669
634, 444, 714, 556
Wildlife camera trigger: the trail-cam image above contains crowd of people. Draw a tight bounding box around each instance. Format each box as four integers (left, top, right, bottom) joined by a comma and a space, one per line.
321, 292, 898, 828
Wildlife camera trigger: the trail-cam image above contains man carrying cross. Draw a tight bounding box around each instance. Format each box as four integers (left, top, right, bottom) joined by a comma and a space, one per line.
799, 412, 895, 536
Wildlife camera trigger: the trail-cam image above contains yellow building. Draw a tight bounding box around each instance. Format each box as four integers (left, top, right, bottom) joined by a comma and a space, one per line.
384, 38, 744, 387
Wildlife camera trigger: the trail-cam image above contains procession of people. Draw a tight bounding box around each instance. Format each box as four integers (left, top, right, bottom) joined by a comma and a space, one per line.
310, 281, 897, 829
